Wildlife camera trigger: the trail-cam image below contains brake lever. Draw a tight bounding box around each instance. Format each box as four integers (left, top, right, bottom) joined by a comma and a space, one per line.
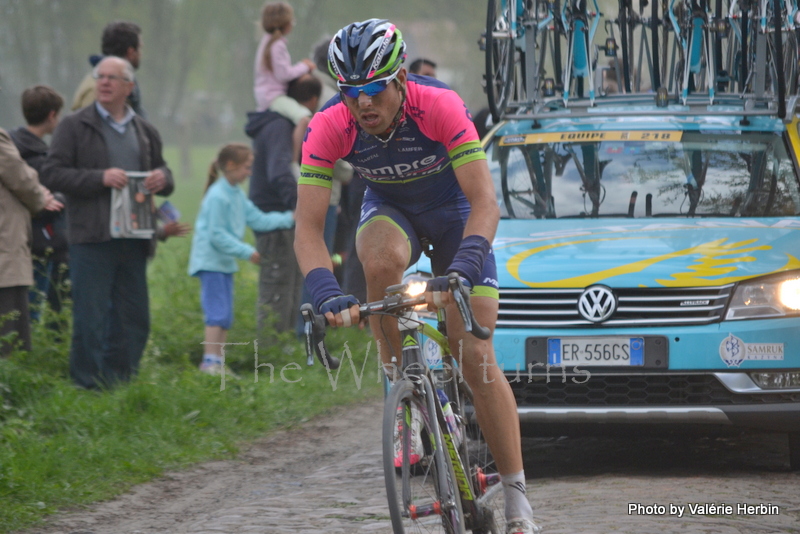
447, 272, 491, 340
300, 303, 340, 369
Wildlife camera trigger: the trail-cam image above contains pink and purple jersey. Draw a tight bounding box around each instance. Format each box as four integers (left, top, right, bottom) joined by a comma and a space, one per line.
299, 75, 486, 214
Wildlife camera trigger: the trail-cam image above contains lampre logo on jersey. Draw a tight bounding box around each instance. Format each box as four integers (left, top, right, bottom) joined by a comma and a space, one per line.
351, 154, 448, 181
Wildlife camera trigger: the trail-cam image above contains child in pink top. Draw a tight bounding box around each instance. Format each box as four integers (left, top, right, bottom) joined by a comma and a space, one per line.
254, 2, 315, 165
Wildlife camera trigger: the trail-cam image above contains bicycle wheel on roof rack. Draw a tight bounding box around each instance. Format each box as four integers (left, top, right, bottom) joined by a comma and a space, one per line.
781, 31, 798, 95
486, 0, 517, 122
618, 0, 632, 93
765, 0, 796, 99
766, 28, 796, 97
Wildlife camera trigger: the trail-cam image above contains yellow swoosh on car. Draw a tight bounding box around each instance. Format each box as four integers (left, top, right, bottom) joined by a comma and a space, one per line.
508, 237, 800, 288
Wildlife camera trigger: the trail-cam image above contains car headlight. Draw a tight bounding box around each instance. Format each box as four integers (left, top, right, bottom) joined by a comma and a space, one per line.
726, 272, 800, 320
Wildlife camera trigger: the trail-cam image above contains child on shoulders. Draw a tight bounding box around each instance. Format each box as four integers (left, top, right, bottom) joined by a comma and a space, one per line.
254, 2, 315, 166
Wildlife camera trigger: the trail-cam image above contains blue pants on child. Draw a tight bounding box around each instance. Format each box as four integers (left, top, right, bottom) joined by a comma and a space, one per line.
198, 271, 234, 330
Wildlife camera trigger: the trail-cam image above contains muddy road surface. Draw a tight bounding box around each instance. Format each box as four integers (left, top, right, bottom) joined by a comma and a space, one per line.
24, 401, 799, 534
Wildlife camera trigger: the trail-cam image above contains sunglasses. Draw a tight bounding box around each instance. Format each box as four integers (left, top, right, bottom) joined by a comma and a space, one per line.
338, 69, 400, 99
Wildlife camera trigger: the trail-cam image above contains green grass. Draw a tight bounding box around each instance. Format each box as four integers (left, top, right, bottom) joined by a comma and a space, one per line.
0, 145, 381, 532
161, 144, 219, 221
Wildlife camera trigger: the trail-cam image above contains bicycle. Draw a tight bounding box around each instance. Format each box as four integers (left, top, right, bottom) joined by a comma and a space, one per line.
301, 273, 506, 533
484, 0, 605, 119
485, 0, 527, 122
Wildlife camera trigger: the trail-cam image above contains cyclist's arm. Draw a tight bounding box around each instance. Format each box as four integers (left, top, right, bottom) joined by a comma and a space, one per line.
295, 108, 361, 326
295, 183, 334, 276
454, 158, 500, 243
425, 158, 499, 310
296, 110, 342, 277
295, 183, 361, 327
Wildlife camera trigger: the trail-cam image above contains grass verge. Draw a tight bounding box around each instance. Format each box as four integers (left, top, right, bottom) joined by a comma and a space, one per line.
0, 147, 382, 530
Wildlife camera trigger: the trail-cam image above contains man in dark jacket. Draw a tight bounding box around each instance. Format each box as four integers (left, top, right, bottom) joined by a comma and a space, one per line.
10, 85, 69, 319
42, 57, 173, 389
245, 74, 321, 334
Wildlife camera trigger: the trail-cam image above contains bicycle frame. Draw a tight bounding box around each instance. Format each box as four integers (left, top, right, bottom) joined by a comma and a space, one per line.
561, 0, 601, 104
669, 0, 716, 103
391, 308, 501, 530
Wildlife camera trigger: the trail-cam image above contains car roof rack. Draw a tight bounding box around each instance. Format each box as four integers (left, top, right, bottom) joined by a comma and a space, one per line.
503, 94, 800, 122
482, 0, 800, 124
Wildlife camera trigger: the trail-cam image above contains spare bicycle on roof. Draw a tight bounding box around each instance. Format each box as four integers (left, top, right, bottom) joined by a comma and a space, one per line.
482, 0, 800, 122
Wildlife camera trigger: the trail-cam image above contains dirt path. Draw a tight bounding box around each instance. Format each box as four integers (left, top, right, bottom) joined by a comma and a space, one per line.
24, 401, 800, 534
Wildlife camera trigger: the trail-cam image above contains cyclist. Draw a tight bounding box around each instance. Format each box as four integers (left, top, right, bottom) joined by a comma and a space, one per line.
294, 19, 540, 534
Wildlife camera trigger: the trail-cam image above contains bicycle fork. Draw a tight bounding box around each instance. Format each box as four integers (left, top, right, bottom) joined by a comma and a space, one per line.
562, 0, 601, 105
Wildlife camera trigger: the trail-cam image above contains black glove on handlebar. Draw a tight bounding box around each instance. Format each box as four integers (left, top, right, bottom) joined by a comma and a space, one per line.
319, 294, 360, 316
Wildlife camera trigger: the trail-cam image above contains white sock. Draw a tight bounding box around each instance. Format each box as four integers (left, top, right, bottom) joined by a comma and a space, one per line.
202, 354, 222, 365
501, 470, 533, 521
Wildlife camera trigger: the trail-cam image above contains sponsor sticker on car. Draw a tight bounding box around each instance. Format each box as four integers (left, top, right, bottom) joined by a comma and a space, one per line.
719, 334, 784, 367
498, 130, 683, 146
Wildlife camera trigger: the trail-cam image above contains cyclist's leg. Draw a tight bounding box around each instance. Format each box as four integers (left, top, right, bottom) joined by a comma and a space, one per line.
443, 286, 522, 477
445, 290, 537, 531
426, 202, 536, 530
355, 198, 422, 373
424, 203, 523, 475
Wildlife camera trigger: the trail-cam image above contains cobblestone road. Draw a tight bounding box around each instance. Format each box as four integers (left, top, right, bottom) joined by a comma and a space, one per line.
25, 401, 800, 534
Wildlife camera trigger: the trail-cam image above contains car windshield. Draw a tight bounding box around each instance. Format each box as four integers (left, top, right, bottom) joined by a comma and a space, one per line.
486, 130, 800, 219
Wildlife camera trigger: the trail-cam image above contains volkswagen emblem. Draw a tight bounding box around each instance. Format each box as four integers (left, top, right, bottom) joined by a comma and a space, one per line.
577, 286, 616, 323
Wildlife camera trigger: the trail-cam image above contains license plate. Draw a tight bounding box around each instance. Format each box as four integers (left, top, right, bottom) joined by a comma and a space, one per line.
547, 337, 644, 366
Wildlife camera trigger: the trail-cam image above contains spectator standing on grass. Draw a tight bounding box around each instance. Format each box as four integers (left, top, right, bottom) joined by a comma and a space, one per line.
9, 85, 69, 321
254, 1, 316, 166
188, 144, 294, 374
408, 57, 437, 78
0, 127, 62, 356
245, 73, 321, 334
72, 21, 146, 117
42, 56, 173, 389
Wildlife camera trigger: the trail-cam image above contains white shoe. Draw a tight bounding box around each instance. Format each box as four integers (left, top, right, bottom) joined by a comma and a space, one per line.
199, 357, 223, 375
506, 518, 542, 534
394, 404, 423, 468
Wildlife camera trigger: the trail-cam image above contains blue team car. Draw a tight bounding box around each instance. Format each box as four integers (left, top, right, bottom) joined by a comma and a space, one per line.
409, 104, 800, 470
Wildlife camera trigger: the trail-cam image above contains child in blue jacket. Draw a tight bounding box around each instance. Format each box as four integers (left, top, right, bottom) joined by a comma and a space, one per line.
189, 143, 294, 373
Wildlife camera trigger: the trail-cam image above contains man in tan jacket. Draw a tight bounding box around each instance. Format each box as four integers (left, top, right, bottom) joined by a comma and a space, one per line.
0, 128, 62, 356
71, 21, 145, 117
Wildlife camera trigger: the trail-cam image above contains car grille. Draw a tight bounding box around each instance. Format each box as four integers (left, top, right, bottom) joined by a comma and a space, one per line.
509, 373, 800, 406
497, 284, 733, 328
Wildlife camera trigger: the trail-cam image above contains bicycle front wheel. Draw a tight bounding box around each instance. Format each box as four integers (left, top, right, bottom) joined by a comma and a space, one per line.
486, 0, 516, 122
383, 378, 465, 534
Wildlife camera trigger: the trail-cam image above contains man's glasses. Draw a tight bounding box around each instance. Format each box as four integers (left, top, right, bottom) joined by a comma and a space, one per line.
338, 69, 400, 99
93, 73, 130, 83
